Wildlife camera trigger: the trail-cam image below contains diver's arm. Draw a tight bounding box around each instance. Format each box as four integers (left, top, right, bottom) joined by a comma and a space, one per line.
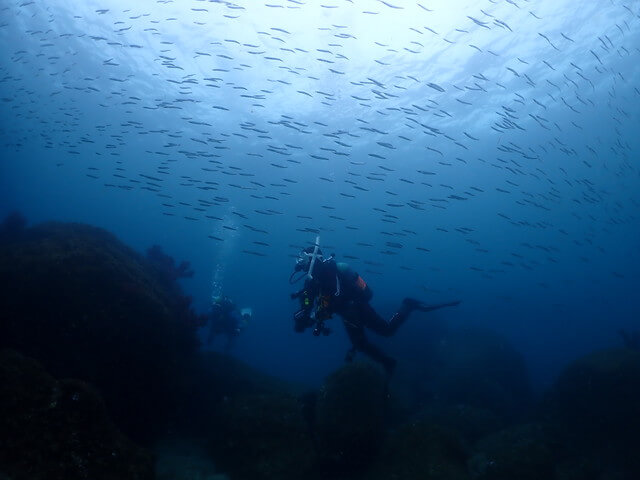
292, 279, 318, 332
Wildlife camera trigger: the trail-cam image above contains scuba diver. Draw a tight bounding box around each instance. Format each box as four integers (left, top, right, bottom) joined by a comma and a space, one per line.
289, 238, 460, 376
207, 295, 252, 352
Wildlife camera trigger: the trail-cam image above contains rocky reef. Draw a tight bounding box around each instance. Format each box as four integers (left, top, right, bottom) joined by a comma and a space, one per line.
539, 347, 640, 478
467, 423, 555, 480
430, 327, 533, 421
0, 218, 201, 441
212, 392, 317, 480
2, 214, 639, 480
0, 349, 153, 480
314, 362, 388, 472
370, 420, 469, 480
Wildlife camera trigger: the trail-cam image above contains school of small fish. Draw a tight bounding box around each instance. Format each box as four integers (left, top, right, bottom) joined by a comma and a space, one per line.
1, 0, 638, 288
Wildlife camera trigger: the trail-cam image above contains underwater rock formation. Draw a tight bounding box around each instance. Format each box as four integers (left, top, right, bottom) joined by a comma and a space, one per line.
0, 220, 201, 440
0, 349, 153, 480
211, 392, 317, 480
145, 244, 195, 305
144, 350, 317, 479
169, 350, 299, 437
467, 423, 555, 480
370, 420, 469, 480
155, 438, 229, 480
430, 326, 533, 420
540, 347, 640, 477
415, 403, 506, 449
314, 362, 388, 472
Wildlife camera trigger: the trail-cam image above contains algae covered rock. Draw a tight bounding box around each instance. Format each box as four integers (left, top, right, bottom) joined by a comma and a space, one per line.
212, 392, 316, 480
170, 350, 301, 437
315, 361, 388, 471
0, 220, 201, 440
0, 349, 153, 480
417, 403, 505, 448
186, 353, 319, 480
432, 327, 532, 420
155, 438, 228, 480
371, 420, 469, 480
540, 348, 640, 475
468, 423, 555, 480
542, 348, 640, 439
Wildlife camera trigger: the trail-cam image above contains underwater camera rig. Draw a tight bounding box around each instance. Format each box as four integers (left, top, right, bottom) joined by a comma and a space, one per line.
312, 319, 331, 336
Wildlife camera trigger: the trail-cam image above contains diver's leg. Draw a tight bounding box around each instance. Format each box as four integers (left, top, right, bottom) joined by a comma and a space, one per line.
339, 302, 415, 337
381, 299, 461, 334
362, 299, 460, 337
384, 302, 415, 336
352, 301, 416, 337
357, 302, 400, 337
342, 310, 396, 374
403, 298, 461, 312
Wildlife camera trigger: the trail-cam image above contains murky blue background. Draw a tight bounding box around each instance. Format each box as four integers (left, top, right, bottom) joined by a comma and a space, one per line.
1, 0, 639, 390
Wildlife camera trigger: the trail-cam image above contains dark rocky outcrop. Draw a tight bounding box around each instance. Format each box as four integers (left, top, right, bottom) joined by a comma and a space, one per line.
467, 423, 555, 480
0, 349, 153, 480
315, 362, 389, 472
430, 327, 533, 421
540, 348, 640, 477
371, 420, 469, 480
211, 392, 317, 480
0, 221, 201, 441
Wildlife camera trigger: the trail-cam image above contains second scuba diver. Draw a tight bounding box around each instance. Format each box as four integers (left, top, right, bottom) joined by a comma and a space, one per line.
207, 295, 252, 353
290, 240, 460, 376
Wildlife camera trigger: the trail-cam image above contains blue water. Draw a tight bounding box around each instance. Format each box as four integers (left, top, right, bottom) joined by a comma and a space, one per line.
1, 0, 639, 392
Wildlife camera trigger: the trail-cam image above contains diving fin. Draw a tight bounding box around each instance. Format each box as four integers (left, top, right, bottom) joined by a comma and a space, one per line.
402, 297, 461, 312
402, 297, 425, 311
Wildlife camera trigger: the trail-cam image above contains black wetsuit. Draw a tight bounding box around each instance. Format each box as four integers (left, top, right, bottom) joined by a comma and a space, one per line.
207, 297, 240, 351
295, 259, 412, 372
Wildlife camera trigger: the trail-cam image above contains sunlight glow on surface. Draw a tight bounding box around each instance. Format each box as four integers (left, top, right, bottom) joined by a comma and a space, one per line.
37, 0, 631, 138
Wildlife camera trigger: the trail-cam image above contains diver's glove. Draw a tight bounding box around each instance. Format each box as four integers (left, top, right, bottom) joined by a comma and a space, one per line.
293, 309, 314, 332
